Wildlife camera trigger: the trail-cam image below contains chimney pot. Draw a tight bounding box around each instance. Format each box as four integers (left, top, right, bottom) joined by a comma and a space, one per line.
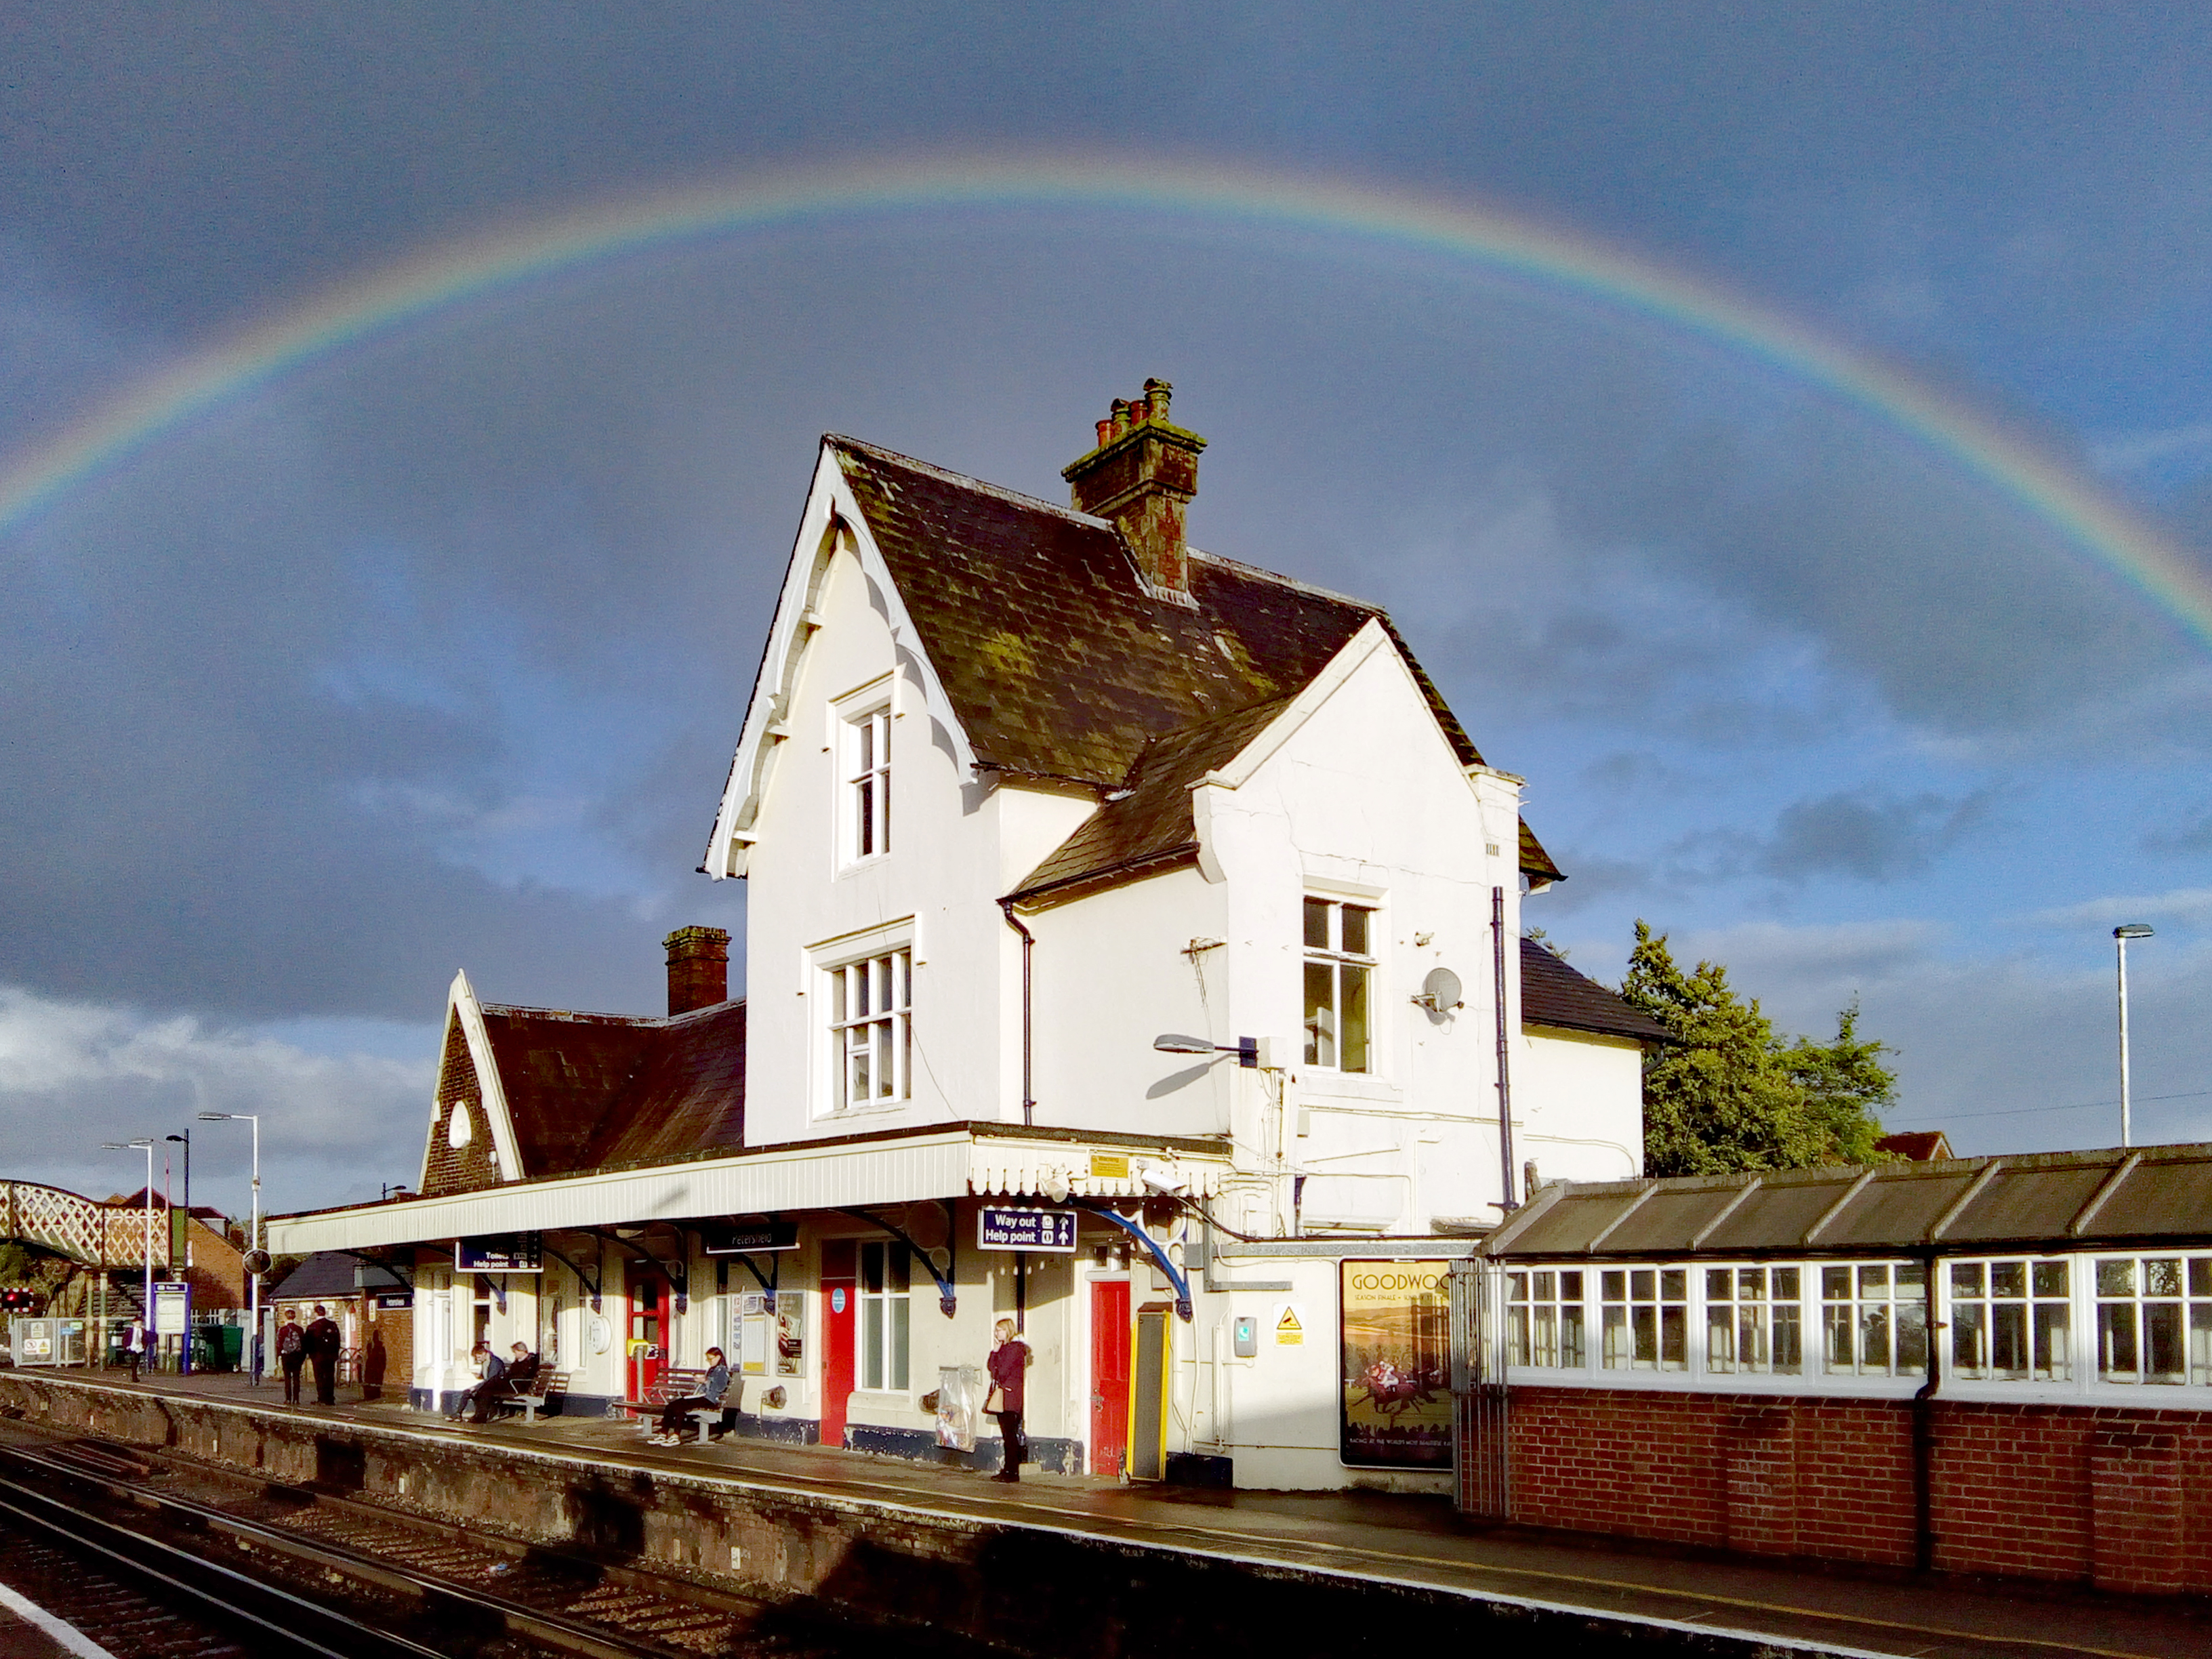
1062, 379, 1206, 600
663, 926, 730, 1016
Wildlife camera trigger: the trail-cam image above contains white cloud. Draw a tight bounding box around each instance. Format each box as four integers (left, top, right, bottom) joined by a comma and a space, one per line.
2023, 887, 2212, 929
2090, 419, 2212, 475
0, 986, 434, 1212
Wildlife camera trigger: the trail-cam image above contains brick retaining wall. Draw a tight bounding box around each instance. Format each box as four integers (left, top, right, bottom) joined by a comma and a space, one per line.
1496, 1386, 2212, 1595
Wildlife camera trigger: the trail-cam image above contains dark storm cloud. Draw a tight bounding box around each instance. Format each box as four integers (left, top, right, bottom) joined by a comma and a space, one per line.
1753, 788, 1991, 882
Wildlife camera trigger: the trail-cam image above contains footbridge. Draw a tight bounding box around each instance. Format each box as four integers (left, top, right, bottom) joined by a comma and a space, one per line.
0, 1180, 166, 1270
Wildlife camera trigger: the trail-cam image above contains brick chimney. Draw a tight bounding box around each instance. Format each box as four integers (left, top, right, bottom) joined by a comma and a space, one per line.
663, 926, 729, 1016
1061, 379, 1207, 598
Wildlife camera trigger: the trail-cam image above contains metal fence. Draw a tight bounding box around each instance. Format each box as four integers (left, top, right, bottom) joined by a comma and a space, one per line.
1449, 1258, 1511, 1521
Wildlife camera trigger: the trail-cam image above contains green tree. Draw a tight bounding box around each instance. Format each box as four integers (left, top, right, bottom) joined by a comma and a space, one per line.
1622, 921, 1896, 1176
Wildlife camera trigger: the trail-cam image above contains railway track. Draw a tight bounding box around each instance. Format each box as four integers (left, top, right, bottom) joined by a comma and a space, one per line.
0, 1430, 874, 1659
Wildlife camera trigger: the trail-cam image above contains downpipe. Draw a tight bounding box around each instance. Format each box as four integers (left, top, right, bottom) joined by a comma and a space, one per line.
998, 899, 1036, 1127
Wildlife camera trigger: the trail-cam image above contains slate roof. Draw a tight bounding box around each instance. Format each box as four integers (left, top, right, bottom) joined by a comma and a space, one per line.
1489, 1142, 2212, 1259
1519, 938, 1670, 1044
268, 1251, 371, 1303
829, 438, 1565, 889
1876, 1130, 1953, 1162
474, 999, 746, 1181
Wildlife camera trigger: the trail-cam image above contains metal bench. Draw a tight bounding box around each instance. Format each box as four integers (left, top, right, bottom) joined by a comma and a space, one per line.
489, 1368, 568, 1424
617, 1368, 731, 1443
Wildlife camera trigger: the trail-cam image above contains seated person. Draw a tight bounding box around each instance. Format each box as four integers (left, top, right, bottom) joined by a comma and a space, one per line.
445, 1341, 499, 1420
649, 1347, 732, 1446
466, 1342, 539, 1423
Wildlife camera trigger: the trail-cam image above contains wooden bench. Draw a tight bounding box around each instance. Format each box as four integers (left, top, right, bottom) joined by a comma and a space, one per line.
617, 1368, 732, 1443
487, 1368, 568, 1424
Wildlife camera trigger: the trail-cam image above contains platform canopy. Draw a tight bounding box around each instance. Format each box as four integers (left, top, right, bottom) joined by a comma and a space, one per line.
269, 1122, 1229, 1254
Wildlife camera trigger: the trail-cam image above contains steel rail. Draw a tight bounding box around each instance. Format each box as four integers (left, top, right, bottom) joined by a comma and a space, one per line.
0, 1474, 443, 1659
0, 1443, 693, 1659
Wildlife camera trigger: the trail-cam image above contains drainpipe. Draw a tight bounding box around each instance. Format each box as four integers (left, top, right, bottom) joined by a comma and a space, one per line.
1492, 886, 1517, 1211
1912, 1248, 1941, 1572
998, 899, 1036, 1127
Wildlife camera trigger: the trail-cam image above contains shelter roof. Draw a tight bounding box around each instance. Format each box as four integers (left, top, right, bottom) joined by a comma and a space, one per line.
268, 1251, 363, 1303
1489, 1142, 2212, 1259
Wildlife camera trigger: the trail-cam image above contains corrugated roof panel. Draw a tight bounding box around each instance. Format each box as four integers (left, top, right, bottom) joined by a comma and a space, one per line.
2090, 1152, 2212, 1240
1944, 1161, 2114, 1246
1501, 1189, 1645, 1255
1603, 1185, 1746, 1253
1821, 1168, 1977, 1248
1700, 1173, 1860, 1252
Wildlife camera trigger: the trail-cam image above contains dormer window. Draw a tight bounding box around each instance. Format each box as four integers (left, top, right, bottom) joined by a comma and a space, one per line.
840, 694, 892, 865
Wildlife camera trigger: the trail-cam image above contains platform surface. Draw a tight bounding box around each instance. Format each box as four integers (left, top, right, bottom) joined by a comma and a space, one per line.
24, 1365, 2212, 1659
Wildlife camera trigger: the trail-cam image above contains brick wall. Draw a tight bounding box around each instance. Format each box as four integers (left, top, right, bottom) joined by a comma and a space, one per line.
422, 1016, 502, 1196
1498, 1386, 2212, 1593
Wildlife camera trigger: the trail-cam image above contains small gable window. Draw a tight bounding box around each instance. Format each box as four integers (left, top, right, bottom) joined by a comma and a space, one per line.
840, 697, 892, 865
448, 1099, 475, 1149
1303, 896, 1376, 1073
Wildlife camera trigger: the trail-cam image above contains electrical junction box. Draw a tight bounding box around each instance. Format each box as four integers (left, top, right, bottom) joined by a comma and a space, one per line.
1232, 1315, 1258, 1358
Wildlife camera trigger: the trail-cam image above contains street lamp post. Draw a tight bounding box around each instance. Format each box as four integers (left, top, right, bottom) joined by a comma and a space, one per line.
2114, 924, 2154, 1149
197, 1113, 262, 1384
165, 1130, 190, 1375
101, 1139, 156, 1364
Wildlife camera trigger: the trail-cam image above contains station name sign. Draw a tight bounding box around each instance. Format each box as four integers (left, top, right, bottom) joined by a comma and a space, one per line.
977, 1206, 1078, 1252
702, 1219, 800, 1255
456, 1233, 542, 1273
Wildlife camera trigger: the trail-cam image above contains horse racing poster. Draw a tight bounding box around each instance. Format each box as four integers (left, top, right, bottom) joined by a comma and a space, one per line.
1338, 1258, 1451, 1468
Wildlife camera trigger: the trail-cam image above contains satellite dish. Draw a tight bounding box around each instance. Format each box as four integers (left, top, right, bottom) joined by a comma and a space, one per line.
1417, 967, 1464, 1013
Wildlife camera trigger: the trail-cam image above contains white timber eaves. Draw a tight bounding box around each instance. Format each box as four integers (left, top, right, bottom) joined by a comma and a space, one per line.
269, 1130, 1229, 1253
1185, 617, 1498, 880
447, 969, 525, 1183
703, 443, 978, 879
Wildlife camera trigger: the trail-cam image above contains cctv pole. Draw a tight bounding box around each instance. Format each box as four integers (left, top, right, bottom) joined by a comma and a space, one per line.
249, 1114, 262, 1385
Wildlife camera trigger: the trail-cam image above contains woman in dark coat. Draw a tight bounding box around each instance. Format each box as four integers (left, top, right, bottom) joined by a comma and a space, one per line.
987, 1319, 1031, 1483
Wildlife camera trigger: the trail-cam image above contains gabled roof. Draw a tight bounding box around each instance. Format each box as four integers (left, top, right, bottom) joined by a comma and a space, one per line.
1519, 939, 1670, 1044
465, 999, 747, 1182
268, 1251, 367, 1303
1490, 1141, 2212, 1258
1876, 1130, 1953, 1162
827, 438, 1565, 887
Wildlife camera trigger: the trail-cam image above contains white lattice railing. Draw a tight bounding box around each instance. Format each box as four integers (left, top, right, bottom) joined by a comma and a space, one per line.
1, 1181, 168, 1267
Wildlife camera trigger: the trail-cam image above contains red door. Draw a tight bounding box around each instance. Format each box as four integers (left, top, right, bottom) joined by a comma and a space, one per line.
819, 1240, 856, 1449
1090, 1279, 1131, 1477
626, 1267, 667, 1401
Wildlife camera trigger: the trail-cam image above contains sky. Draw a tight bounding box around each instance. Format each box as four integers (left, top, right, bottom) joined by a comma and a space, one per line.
1, 5, 2208, 1215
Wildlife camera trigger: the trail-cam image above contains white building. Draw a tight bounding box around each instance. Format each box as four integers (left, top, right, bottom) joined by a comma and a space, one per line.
272, 383, 1660, 1490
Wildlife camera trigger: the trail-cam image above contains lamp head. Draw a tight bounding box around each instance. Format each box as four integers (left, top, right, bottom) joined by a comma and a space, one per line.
2115, 923, 2155, 940
196, 1112, 231, 1122
1153, 1033, 1215, 1054
165, 1132, 186, 1143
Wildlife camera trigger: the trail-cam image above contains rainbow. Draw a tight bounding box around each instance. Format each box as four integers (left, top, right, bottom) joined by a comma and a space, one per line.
3, 155, 2209, 648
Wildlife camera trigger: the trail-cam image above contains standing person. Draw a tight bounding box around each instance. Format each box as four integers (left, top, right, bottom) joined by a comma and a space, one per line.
276, 1311, 307, 1404
649, 1347, 730, 1446
987, 1319, 1031, 1483
123, 1315, 145, 1383
304, 1303, 342, 1406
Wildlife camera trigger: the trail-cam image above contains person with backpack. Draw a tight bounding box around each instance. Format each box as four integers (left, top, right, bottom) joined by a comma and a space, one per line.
304, 1304, 343, 1406
276, 1311, 307, 1404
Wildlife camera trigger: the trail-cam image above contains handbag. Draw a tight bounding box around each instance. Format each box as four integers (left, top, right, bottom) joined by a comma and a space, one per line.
984, 1385, 1005, 1414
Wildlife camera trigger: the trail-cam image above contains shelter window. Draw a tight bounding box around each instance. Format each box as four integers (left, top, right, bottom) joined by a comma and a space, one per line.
1601, 1267, 1686, 1372
1820, 1262, 1928, 1378
1705, 1265, 1801, 1376
859, 1241, 909, 1392
1506, 1269, 1585, 1369
842, 701, 891, 864
2094, 1255, 2212, 1386
828, 948, 912, 1111
1950, 1258, 2069, 1382
1302, 897, 1376, 1072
